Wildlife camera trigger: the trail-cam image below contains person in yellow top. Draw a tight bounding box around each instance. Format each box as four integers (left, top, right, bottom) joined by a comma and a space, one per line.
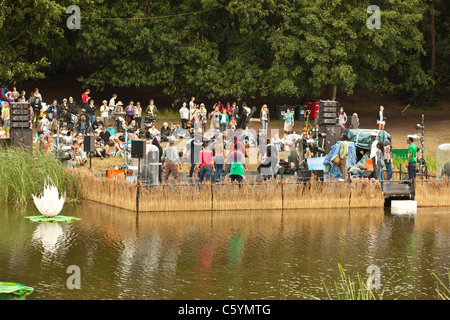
338, 133, 349, 180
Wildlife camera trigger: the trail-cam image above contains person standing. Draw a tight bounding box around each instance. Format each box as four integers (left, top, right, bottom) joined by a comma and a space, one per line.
226, 143, 248, 183
125, 100, 134, 124
260, 104, 269, 135
108, 94, 117, 119
210, 105, 221, 130
162, 137, 181, 184
81, 89, 90, 110
384, 139, 392, 181
283, 107, 294, 134
114, 101, 125, 128
86, 99, 96, 133
199, 103, 207, 132
179, 102, 189, 129
189, 97, 195, 111
338, 107, 348, 129
30, 97, 42, 128
68, 97, 78, 116
146, 99, 158, 119
338, 134, 349, 181
219, 108, 229, 132
100, 100, 109, 125
213, 135, 225, 182
407, 136, 417, 186
134, 102, 142, 129
198, 143, 214, 183
377, 106, 388, 130
375, 141, 385, 189
370, 132, 379, 159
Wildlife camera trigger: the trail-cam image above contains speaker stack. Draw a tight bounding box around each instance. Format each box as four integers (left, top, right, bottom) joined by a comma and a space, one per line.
9, 102, 32, 147
317, 100, 342, 154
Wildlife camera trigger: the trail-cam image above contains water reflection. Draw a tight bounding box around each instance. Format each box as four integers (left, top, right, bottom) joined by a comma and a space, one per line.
31, 222, 70, 267
0, 201, 449, 300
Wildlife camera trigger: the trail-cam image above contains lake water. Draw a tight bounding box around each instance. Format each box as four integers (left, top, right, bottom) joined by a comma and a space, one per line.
0, 201, 449, 300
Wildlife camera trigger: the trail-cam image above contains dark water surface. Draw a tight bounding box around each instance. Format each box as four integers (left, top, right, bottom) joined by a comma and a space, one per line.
0, 201, 449, 300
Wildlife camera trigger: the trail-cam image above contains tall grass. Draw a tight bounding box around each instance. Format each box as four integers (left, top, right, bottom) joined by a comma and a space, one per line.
433, 272, 450, 300
295, 264, 388, 300
415, 178, 450, 207
0, 148, 82, 205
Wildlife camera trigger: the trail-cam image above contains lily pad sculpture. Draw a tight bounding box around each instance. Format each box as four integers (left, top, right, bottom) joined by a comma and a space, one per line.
27, 183, 79, 222
0, 282, 34, 300
32, 184, 66, 218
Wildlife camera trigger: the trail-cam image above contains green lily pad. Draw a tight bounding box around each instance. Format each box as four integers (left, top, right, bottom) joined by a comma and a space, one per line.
0, 282, 34, 299
25, 215, 80, 222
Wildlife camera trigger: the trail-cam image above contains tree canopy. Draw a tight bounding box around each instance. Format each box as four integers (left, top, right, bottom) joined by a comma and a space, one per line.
1, 0, 449, 105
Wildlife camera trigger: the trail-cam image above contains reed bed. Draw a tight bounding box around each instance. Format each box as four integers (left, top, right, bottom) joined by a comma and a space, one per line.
0, 148, 82, 204
74, 171, 386, 212
415, 178, 450, 207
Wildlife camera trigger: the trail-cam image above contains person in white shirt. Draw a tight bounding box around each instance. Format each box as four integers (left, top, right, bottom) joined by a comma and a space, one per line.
189, 97, 195, 111
100, 100, 109, 125
179, 102, 190, 129
108, 94, 117, 119
370, 132, 379, 160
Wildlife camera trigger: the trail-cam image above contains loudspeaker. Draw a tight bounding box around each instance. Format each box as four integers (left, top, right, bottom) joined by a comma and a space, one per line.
11, 129, 32, 147
362, 170, 374, 178
318, 118, 338, 125
311, 170, 324, 180
131, 140, 146, 159
10, 102, 31, 130
320, 125, 342, 153
349, 115, 359, 129
83, 135, 96, 153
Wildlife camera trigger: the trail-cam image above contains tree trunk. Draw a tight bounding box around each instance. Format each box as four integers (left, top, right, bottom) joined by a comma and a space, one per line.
430, 0, 436, 75
331, 83, 337, 101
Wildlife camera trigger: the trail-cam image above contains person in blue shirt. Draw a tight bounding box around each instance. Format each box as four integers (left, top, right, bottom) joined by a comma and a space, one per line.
106, 123, 116, 137
283, 108, 294, 134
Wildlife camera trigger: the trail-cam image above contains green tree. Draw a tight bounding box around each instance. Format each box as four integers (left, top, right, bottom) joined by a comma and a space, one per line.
0, 0, 71, 86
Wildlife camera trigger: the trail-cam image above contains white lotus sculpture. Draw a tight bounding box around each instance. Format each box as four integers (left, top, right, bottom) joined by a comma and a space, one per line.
32, 184, 66, 218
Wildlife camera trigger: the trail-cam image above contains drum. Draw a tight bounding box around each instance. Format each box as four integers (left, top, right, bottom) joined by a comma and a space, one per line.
331, 155, 341, 166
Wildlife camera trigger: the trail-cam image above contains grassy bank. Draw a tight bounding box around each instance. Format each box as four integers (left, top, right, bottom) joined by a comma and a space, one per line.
0, 148, 82, 205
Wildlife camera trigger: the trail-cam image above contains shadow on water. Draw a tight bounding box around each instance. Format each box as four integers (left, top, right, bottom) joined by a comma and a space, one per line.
0, 201, 449, 300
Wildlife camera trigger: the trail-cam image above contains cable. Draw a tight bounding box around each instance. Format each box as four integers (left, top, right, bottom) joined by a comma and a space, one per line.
79, 7, 220, 21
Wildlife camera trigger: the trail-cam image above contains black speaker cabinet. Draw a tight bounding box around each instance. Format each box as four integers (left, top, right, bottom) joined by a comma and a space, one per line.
11, 129, 32, 147
83, 135, 96, 153
320, 125, 342, 154
131, 140, 146, 159
363, 170, 374, 178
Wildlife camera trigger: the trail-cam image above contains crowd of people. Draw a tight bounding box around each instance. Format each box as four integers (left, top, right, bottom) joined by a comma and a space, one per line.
0, 86, 408, 186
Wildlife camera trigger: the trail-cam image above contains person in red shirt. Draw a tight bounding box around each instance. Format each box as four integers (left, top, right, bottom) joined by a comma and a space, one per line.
81, 89, 90, 110
198, 143, 214, 183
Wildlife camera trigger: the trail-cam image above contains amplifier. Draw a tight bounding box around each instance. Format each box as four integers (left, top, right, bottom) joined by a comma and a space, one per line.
320, 112, 337, 118
10, 108, 30, 115
10, 122, 30, 129
9, 102, 30, 109
318, 118, 338, 125
319, 106, 338, 113
319, 100, 340, 107
10, 115, 30, 122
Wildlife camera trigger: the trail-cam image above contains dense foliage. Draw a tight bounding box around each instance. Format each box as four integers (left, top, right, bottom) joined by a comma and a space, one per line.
1, 0, 449, 105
